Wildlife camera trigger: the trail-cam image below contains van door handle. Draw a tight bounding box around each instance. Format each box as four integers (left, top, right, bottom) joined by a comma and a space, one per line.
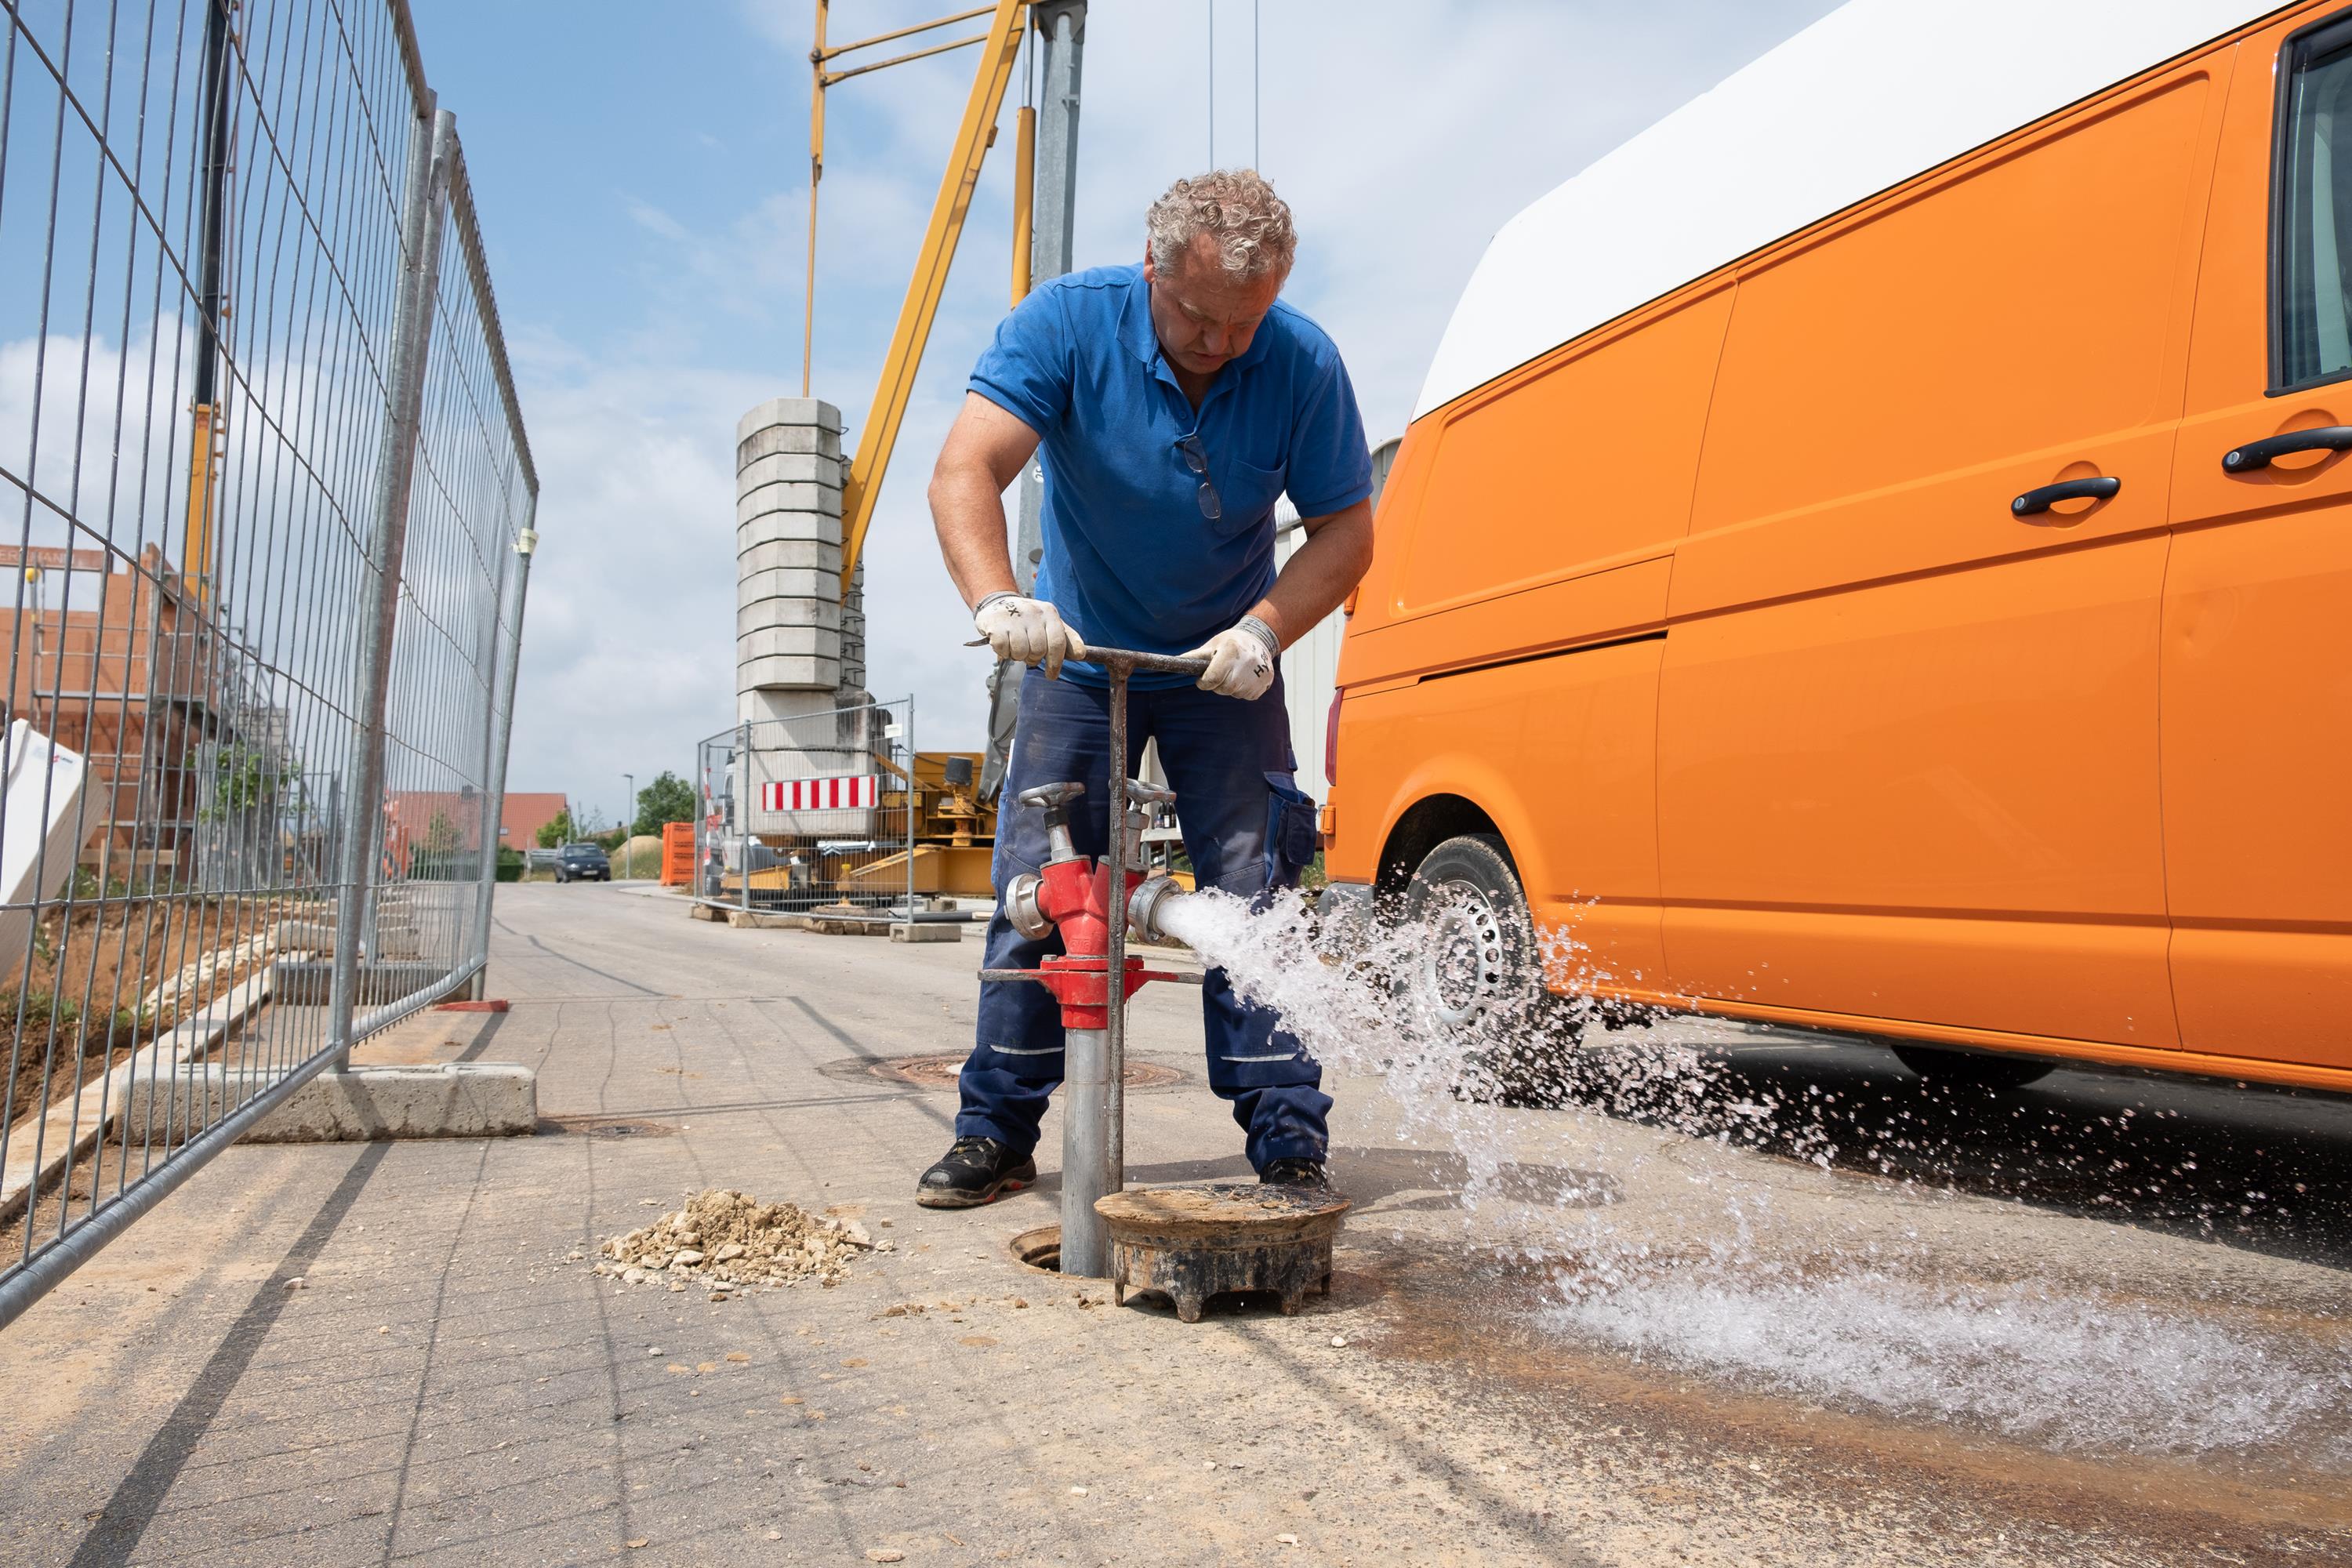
2221, 425, 2352, 473
2010, 476, 2121, 517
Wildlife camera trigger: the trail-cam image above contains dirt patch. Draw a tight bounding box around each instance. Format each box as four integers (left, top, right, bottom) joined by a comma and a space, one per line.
596, 1187, 892, 1296
2, 1032, 152, 1133
2, 893, 292, 1123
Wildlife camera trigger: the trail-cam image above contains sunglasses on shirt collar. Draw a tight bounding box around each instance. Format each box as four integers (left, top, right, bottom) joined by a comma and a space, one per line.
1174, 434, 1223, 522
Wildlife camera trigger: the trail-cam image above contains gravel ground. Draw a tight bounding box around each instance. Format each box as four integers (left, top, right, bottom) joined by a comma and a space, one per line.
0, 881, 2342, 1566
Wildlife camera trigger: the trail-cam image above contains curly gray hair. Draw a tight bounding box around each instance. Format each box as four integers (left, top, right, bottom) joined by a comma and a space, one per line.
1146, 169, 1296, 282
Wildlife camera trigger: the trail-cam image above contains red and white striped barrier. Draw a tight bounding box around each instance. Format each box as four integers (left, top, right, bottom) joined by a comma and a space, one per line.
761, 775, 879, 812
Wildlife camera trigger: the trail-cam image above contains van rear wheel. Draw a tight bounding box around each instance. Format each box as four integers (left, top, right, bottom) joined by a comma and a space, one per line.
1402, 834, 1580, 1105
1891, 1044, 2053, 1091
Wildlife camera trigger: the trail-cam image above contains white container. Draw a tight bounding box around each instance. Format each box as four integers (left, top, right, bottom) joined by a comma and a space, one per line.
0, 720, 89, 984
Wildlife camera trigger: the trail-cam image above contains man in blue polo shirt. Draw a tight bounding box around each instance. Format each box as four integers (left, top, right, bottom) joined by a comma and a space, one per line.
918, 170, 1374, 1207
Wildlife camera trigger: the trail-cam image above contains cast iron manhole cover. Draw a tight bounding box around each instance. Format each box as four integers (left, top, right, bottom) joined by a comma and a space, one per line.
825, 1053, 1185, 1091
543, 1116, 681, 1139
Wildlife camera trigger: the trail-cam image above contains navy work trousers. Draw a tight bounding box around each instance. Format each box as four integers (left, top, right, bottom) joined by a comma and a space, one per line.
956, 666, 1330, 1173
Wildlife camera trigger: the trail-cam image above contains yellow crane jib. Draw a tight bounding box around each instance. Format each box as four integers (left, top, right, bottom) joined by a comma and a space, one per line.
826, 0, 1029, 596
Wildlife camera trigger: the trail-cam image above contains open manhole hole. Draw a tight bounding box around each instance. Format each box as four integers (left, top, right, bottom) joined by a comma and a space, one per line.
1008, 1223, 1062, 1273
543, 1115, 681, 1139
829, 1054, 1185, 1091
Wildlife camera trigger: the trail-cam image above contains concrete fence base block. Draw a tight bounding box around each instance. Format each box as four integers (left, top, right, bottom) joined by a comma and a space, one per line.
123, 1064, 537, 1143
890, 922, 961, 943
723, 908, 801, 930
271, 960, 454, 1006
688, 902, 724, 922
269, 920, 339, 950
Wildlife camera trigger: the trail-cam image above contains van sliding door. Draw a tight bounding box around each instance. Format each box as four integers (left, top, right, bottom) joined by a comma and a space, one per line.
1653, 53, 2229, 1047
2161, 14, 2352, 1071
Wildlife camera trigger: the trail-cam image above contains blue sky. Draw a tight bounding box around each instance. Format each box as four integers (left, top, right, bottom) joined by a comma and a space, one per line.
405, 0, 1839, 826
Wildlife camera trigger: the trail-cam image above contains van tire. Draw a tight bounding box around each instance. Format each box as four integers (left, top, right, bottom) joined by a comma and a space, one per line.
1891, 1044, 2053, 1091
1402, 834, 1579, 1104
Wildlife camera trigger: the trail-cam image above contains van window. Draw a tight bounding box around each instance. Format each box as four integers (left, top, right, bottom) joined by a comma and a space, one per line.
2274, 15, 2352, 390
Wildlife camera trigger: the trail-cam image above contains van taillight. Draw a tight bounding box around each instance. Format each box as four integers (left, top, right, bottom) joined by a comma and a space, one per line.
1324, 690, 1343, 787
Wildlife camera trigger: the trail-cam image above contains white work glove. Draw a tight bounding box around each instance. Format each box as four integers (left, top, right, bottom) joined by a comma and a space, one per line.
1182, 615, 1280, 700
973, 592, 1086, 679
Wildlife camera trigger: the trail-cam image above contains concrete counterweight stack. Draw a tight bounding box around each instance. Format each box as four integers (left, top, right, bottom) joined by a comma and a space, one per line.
735, 397, 878, 855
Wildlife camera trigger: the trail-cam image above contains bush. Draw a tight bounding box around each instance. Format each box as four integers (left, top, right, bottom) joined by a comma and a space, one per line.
495, 848, 524, 884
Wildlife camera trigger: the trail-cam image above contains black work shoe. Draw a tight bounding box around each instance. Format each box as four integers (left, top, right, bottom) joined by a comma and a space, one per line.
1258, 1158, 1330, 1190
916, 1136, 1037, 1208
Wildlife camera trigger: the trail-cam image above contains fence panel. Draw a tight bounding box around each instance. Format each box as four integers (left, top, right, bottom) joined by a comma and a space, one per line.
694, 699, 918, 917
0, 0, 535, 1327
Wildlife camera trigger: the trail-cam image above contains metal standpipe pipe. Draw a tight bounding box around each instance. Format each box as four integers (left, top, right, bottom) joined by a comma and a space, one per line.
979, 644, 1207, 1279
1061, 1014, 1112, 1271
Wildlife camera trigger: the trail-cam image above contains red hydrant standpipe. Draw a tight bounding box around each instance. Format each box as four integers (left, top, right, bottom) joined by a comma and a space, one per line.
980, 645, 1209, 1279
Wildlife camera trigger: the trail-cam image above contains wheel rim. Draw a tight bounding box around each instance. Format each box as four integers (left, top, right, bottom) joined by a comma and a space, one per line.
1419, 879, 1510, 1028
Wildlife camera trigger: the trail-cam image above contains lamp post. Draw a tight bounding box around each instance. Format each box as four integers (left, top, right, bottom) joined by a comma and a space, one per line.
622, 771, 636, 880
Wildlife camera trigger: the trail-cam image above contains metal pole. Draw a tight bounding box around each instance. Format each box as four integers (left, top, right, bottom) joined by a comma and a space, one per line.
1104, 664, 1127, 1200
982, 0, 1083, 803
623, 771, 636, 878
466, 513, 536, 995
1061, 659, 1122, 1281
904, 695, 916, 919
328, 106, 453, 1068
739, 724, 752, 916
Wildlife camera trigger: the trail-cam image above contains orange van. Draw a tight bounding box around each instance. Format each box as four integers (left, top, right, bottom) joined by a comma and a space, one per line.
1321, 0, 2352, 1094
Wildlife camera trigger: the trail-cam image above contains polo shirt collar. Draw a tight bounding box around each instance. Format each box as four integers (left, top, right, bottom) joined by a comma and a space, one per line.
1117, 263, 1278, 397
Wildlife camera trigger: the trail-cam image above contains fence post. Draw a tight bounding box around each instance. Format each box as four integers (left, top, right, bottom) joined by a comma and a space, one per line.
466, 504, 537, 995
328, 106, 455, 1068
904, 696, 916, 920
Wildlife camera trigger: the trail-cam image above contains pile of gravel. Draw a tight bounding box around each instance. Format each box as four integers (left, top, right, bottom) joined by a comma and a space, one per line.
595, 1188, 888, 1297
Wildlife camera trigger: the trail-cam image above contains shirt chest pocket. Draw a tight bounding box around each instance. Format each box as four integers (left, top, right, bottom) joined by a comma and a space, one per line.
1212, 456, 1287, 535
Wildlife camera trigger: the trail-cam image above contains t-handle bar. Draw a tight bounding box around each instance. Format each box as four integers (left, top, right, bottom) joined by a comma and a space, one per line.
1089, 645, 1212, 678
964, 637, 1210, 680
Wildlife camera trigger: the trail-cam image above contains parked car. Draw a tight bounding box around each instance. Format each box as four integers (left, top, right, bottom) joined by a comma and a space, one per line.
555, 842, 611, 884
1321, 0, 2352, 1098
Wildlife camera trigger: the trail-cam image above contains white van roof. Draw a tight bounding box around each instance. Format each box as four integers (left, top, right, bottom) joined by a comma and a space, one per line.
1414, 0, 2267, 419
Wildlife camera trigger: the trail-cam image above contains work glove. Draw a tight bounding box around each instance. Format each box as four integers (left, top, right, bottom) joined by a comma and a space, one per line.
1182, 615, 1280, 701
973, 592, 1086, 680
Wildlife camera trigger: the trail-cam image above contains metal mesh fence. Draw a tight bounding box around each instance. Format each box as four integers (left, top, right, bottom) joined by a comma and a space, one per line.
694, 699, 919, 918
0, 0, 536, 1326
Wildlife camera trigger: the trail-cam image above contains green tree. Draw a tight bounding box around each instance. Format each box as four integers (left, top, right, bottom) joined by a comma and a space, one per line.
423, 811, 462, 856
633, 771, 695, 836
535, 808, 575, 849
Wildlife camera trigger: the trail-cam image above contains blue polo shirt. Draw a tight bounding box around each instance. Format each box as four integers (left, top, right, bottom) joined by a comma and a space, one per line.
968, 263, 1373, 688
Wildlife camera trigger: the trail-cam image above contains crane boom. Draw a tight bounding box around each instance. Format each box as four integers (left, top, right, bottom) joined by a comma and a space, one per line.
835, 0, 1028, 593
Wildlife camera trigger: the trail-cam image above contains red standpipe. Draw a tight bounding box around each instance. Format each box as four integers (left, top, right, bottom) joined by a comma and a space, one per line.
1022, 855, 1171, 1029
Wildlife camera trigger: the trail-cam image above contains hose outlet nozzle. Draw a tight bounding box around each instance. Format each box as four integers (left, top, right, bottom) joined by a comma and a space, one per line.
1005, 872, 1051, 939
1125, 874, 1185, 946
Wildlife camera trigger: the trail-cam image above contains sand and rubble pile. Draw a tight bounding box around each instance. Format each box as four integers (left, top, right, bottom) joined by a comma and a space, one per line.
595, 1188, 888, 1294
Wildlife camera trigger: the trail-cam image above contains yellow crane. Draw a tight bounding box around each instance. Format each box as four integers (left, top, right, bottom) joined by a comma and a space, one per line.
802, 0, 1047, 597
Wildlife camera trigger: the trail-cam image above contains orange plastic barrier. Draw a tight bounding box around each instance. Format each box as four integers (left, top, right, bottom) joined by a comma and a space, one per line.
660, 821, 695, 886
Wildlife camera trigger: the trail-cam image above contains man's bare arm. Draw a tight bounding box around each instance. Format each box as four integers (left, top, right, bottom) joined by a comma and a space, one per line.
928, 393, 1043, 612
1246, 497, 1375, 648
